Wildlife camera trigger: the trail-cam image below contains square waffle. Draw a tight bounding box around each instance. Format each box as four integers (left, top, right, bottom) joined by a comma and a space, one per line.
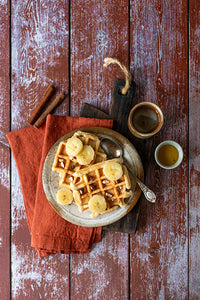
71, 158, 133, 217
52, 131, 107, 189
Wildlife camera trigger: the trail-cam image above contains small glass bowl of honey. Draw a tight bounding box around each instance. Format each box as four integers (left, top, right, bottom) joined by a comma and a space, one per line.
155, 140, 183, 169
128, 102, 164, 139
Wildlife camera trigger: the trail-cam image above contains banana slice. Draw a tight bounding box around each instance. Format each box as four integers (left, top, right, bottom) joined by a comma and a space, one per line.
65, 137, 83, 156
56, 188, 74, 205
103, 161, 123, 181
88, 195, 107, 213
76, 145, 95, 165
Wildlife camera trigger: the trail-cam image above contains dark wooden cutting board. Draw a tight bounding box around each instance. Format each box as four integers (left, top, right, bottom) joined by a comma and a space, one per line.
80, 78, 142, 234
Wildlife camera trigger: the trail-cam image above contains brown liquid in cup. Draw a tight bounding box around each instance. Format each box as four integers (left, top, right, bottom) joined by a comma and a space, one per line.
132, 105, 159, 134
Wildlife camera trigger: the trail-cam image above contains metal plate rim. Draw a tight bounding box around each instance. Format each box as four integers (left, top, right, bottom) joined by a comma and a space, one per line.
42, 127, 144, 227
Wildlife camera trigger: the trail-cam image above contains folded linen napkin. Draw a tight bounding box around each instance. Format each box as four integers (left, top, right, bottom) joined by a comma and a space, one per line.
7, 115, 113, 257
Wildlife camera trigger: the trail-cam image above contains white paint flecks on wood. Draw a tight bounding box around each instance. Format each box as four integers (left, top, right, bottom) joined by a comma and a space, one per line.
189, 0, 200, 297
71, 232, 129, 300
0, 0, 10, 299
70, 1, 131, 298
70, 0, 129, 116
12, 243, 69, 299
10, 1, 70, 299
0, 147, 10, 299
11, 157, 27, 233
11, 0, 69, 130
0, 0, 199, 298
129, 1, 189, 299
131, 225, 188, 298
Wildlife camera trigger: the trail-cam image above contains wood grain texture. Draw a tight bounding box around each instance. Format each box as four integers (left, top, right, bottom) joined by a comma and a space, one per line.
70, 0, 130, 298
189, 0, 200, 298
70, 232, 129, 300
1, 0, 199, 299
11, 0, 69, 131
11, 0, 70, 298
0, 148, 10, 299
130, 1, 189, 299
70, 0, 130, 116
0, 1, 10, 299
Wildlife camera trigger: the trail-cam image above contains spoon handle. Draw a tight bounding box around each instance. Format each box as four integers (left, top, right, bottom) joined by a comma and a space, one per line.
124, 161, 156, 203
135, 177, 156, 203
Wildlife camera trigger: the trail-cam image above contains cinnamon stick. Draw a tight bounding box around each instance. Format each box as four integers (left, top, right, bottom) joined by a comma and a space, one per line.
33, 93, 65, 128
28, 85, 55, 125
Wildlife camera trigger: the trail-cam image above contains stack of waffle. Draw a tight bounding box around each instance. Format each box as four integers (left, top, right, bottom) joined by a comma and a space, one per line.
52, 131, 132, 217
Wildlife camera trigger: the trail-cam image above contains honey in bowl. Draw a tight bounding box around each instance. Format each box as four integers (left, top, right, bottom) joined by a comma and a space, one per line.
155, 140, 183, 169
157, 144, 179, 167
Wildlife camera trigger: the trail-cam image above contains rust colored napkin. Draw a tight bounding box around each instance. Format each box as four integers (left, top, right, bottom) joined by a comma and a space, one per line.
7, 115, 113, 257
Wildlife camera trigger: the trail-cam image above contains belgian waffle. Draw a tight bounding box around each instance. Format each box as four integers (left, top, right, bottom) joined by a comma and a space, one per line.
71, 158, 133, 217
52, 131, 107, 189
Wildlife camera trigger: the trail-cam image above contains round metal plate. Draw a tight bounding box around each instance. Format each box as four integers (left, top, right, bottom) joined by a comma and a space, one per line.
42, 127, 144, 227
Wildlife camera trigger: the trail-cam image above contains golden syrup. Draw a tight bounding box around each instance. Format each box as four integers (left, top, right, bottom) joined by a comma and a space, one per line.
157, 144, 179, 166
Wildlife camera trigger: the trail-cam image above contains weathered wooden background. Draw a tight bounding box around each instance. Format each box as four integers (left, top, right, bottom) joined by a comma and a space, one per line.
0, 0, 199, 299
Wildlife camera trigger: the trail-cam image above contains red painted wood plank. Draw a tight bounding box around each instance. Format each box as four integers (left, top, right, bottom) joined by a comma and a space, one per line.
189, 0, 200, 298
0, 147, 10, 299
0, 1, 10, 299
11, 1, 70, 298
70, 0, 130, 117
11, 0, 69, 131
71, 232, 129, 300
130, 1, 188, 299
70, 0, 130, 298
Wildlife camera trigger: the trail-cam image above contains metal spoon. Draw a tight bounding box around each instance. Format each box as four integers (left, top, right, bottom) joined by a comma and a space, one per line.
100, 138, 156, 203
